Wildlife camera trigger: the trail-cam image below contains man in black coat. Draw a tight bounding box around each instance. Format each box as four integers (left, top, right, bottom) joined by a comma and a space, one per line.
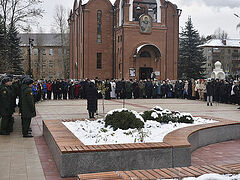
145, 78, 153, 99
116, 79, 122, 99
86, 82, 98, 119
62, 80, 68, 99
52, 80, 58, 100
57, 79, 63, 100
214, 79, 221, 102
206, 79, 214, 106
104, 79, 111, 99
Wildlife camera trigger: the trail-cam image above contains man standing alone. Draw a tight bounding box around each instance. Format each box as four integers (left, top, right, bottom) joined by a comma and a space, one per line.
86, 81, 98, 119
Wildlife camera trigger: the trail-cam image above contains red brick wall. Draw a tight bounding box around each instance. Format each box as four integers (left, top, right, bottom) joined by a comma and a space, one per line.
82, 0, 113, 80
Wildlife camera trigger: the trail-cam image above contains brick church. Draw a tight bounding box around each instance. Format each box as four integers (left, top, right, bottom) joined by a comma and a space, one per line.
69, 0, 181, 80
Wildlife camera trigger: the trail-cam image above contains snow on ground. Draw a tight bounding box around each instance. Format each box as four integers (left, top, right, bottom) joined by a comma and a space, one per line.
63, 109, 217, 145
165, 173, 240, 180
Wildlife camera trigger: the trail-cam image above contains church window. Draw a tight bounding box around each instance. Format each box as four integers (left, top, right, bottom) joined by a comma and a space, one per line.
33, 48, 38, 55
97, 53, 102, 69
97, 10, 102, 44
42, 49, 46, 55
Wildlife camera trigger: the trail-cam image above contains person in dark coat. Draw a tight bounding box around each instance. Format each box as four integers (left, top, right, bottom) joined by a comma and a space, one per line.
68, 81, 74, 99
213, 79, 221, 102
120, 79, 126, 99
132, 80, 139, 99
138, 80, 145, 98
116, 79, 121, 99
74, 82, 80, 99
52, 80, 58, 100
21, 78, 36, 137
219, 80, 226, 103
206, 79, 214, 106
62, 80, 68, 99
57, 79, 63, 100
188, 80, 192, 99
145, 79, 153, 98
0, 77, 13, 135
86, 82, 98, 119
161, 81, 167, 98
104, 79, 111, 99
36, 82, 42, 102
125, 80, 133, 99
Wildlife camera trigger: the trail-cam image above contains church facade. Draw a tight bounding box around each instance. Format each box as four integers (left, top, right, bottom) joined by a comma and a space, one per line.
69, 0, 181, 80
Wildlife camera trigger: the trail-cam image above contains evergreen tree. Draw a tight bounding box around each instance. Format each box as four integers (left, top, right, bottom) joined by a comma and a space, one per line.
178, 17, 206, 79
7, 24, 23, 75
0, 15, 5, 73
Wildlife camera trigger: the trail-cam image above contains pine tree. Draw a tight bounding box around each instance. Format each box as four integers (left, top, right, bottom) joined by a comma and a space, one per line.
7, 24, 23, 75
0, 15, 5, 73
178, 17, 206, 79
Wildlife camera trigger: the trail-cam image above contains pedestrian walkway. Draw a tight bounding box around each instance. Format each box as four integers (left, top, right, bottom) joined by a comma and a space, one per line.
192, 139, 240, 166
0, 99, 239, 180
0, 115, 45, 180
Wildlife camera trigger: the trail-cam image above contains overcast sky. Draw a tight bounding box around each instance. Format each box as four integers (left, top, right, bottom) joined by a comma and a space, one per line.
36, 0, 240, 38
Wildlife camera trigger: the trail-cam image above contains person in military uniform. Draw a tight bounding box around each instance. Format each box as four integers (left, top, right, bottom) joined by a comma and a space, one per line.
8, 76, 19, 132
20, 78, 36, 137
0, 77, 13, 135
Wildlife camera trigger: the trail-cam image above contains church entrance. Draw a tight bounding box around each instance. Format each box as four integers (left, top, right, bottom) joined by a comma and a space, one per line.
139, 67, 153, 80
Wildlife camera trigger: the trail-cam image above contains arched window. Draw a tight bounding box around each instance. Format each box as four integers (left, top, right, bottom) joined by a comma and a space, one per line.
140, 51, 151, 58
97, 10, 102, 43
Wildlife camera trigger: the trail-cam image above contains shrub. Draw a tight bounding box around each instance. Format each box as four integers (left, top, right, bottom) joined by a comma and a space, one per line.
159, 114, 177, 123
141, 110, 157, 121
178, 115, 194, 123
140, 108, 193, 124
104, 110, 144, 131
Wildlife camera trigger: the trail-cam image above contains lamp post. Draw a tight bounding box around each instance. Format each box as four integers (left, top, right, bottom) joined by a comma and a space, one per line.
28, 38, 34, 76
234, 13, 240, 18
234, 13, 240, 29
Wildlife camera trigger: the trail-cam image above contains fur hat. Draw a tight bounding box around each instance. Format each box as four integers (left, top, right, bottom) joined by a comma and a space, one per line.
1, 77, 12, 84
23, 78, 34, 85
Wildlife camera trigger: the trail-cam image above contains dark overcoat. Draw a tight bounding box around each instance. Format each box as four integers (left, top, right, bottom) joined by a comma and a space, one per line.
21, 84, 36, 118
206, 82, 214, 96
0, 85, 12, 116
86, 83, 98, 112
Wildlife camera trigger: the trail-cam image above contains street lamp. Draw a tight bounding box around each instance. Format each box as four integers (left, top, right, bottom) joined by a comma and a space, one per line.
234, 13, 240, 18
177, 9, 182, 17
28, 38, 34, 76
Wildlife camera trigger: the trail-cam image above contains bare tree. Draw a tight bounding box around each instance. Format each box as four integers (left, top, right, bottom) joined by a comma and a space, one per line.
0, 0, 44, 30
212, 27, 229, 40
52, 5, 70, 78
0, 0, 43, 73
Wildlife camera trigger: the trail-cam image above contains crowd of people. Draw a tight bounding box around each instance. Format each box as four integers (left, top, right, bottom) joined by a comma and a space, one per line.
31, 78, 240, 106
0, 76, 240, 135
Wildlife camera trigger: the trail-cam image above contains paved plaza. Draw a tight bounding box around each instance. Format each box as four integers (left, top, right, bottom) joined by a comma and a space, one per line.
0, 98, 240, 180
